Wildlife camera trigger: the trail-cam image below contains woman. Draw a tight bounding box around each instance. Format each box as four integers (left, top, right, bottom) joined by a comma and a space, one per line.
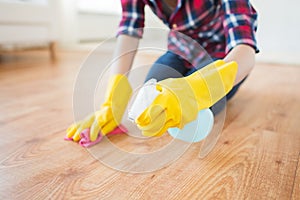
66, 0, 258, 141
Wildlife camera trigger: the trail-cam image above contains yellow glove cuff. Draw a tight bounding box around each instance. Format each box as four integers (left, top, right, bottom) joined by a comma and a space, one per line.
184, 60, 238, 110
104, 74, 132, 103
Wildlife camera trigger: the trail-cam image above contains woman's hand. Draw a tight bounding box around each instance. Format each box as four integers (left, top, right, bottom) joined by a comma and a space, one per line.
136, 60, 238, 137
66, 74, 132, 142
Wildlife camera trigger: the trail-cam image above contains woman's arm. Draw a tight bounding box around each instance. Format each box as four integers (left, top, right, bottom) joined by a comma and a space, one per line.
110, 34, 140, 75
224, 45, 256, 86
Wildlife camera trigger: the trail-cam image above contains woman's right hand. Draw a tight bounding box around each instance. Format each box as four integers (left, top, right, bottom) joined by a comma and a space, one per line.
66, 74, 132, 142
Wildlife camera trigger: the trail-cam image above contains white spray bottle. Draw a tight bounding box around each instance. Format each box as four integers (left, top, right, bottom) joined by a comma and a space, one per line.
128, 79, 214, 142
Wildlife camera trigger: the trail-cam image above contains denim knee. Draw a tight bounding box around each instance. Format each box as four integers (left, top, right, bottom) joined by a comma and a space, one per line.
145, 51, 189, 82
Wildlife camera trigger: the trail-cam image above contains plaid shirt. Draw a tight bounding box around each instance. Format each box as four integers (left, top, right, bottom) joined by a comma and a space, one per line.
118, 0, 258, 66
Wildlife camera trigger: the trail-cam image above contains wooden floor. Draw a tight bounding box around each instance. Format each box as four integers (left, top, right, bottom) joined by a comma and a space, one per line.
0, 50, 300, 200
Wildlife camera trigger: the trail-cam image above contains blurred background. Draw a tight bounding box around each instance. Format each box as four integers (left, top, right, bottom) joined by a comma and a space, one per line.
0, 0, 299, 64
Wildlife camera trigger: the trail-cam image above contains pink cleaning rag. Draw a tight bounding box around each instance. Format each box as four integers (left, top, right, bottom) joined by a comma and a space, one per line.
64, 125, 127, 148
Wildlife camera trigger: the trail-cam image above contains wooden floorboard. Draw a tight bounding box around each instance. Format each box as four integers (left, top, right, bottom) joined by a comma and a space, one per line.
0, 50, 299, 199
292, 152, 300, 200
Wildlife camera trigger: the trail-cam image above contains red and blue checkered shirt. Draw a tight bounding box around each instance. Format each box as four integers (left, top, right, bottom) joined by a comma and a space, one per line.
118, 0, 258, 65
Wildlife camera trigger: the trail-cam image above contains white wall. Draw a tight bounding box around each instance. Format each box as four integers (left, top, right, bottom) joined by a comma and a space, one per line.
251, 0, 300, 64
52, 0, 78, 46
76, 4, 167, 42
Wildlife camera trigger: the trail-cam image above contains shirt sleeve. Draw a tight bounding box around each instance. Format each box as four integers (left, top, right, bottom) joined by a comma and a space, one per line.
222, 0, 259, 53
117, 0, 146, 38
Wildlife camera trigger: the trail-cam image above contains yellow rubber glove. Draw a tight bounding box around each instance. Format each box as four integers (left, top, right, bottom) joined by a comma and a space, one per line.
66, 74, 132, 142
136, 60, 238, 137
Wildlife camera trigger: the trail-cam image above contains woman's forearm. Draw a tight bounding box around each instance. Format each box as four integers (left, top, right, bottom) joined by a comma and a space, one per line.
110, 35, 140, 75
224, 44, 256, 85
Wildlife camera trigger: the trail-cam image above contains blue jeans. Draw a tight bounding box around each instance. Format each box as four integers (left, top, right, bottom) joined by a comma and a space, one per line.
145, 51, 246, 113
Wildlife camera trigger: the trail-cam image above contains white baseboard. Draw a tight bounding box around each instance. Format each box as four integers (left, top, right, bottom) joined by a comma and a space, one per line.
256, 52, 300, 65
